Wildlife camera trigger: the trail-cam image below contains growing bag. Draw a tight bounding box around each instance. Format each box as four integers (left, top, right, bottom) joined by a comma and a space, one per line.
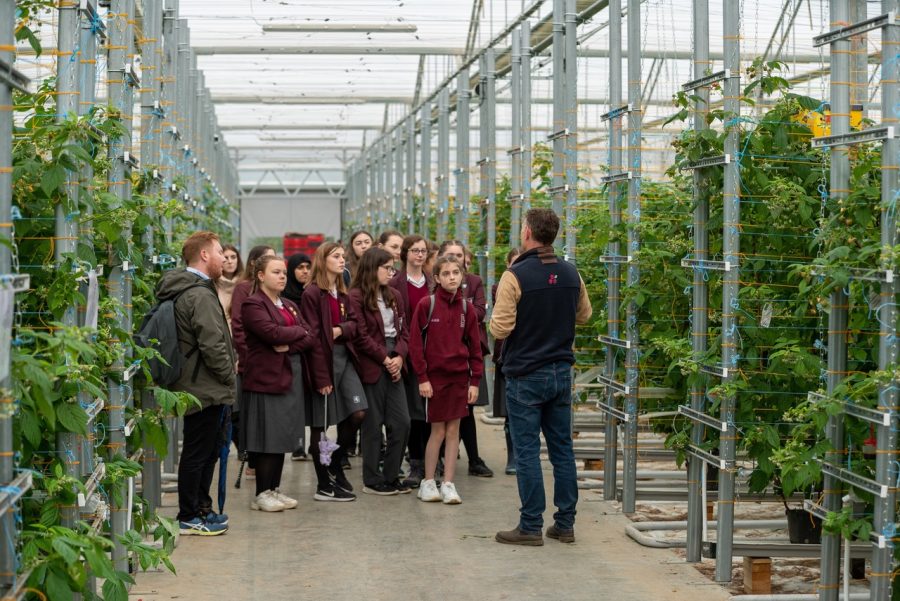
134, 284, 205, 387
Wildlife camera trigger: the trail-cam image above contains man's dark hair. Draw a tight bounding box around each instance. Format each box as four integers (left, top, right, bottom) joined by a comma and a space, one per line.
524, 208, 559, 245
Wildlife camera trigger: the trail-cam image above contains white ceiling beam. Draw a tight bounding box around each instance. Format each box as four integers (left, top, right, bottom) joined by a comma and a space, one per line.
193, 45, 466, 56
261, 23, 418, 33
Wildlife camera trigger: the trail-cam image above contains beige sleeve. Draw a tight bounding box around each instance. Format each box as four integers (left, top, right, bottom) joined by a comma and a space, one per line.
575, 275, 593, 325
488, 271, 521, 340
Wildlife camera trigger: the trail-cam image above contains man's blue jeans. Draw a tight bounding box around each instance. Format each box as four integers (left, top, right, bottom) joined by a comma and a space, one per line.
506, 361, 577, 534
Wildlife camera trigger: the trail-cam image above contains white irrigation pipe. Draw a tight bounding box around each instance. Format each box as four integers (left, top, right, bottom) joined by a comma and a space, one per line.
729, 595, 867, 601
625, 519, 789, 549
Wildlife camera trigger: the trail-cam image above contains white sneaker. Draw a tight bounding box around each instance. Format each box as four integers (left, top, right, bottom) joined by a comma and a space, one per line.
417, 478, 442, 502
271, 488, 298, 509
441, 481, 462, 504
251, 490, 285, 512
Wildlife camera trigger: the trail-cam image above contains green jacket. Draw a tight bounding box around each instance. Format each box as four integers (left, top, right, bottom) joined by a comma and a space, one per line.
156, 268, 236, 413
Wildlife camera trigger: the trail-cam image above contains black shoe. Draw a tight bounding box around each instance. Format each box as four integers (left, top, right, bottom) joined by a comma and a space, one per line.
330, 467, 354, 492
291, 448, 308, 461
390, 478, 413, 494
314, 485, 356, 502
468, 458, 494, 477
362, 482, 399, 496
341, 455, 352, 470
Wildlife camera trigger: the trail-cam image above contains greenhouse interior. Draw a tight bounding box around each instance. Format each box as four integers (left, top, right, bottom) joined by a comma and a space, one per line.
1, 0, 899, 599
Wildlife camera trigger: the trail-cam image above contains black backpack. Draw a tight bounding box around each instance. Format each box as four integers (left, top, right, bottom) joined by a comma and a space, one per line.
135, 284, 206, 387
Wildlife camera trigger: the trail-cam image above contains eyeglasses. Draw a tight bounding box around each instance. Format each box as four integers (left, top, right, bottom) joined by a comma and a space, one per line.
380, 265, 397, 275
408, 248, 427, 255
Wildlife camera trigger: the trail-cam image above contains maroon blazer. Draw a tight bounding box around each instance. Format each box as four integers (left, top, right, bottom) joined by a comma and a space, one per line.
230, 279, 252, 371
389, 269, 434, 324
240, 291, 315, 394
347, 287, 410, 385
300, 283, 360, 390
460, 273, 490, 356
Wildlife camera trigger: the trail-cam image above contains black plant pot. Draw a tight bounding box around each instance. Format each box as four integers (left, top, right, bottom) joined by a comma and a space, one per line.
786, 508, 822, 544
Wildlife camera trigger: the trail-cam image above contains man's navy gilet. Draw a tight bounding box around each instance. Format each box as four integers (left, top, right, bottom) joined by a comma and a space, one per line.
501, 246, 581, 377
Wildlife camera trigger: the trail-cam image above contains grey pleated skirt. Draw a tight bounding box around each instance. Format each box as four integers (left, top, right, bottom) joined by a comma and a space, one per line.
241, 354, 306, 454
307, 343, 368, 427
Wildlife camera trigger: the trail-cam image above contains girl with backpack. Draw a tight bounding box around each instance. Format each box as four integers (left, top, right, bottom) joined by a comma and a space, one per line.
408, 255, 483, 504
438, 241, 494, 478
388, 235, 433, 487
240, 255, 315, 511
301, 242, 368, 502
348, 248, 411, 495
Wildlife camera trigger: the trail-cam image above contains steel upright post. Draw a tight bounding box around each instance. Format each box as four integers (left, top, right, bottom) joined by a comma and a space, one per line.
510, 29, 522, 249
564, 0, 577, 262
420, 101, 432, 238
456, 66, 470, 246
107, 0, 137, 572
818, 0, 851, 594
602, 0, 623, 502
685, 0, 710, 565
437, 88, 450, 242
396, 128, 404, 231
551, 0, 565, 253
480, 49, 497, 298
56, 0, 82, 530
715, 0, 740, 582
369, 152, 377, 229
406, 117, 416, 235
871, 1, 898, 597
386, 132, 394, 230
0, 0, 31, 592
521, 21, 532, 216
621, 0, 642, 516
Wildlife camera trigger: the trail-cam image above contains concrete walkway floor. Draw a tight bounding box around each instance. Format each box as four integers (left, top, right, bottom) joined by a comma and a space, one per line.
131, 412, 729, 601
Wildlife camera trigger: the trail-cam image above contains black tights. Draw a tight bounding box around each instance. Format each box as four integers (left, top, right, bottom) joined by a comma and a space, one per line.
407, 419, 430, 461
250, 452, 285, 496
308, 411, 366, 487
459, 408, 481, 462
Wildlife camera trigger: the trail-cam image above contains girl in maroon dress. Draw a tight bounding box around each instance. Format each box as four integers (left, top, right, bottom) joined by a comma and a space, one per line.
408, 256, 483, 505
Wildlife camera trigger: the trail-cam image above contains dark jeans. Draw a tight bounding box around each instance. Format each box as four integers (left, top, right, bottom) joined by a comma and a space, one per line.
506, 361, 577, 533
177, 405, 226, 522
361, 370, 410, 486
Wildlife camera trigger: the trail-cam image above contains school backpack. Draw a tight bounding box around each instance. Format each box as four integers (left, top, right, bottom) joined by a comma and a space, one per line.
422, 293, 467, 349
134, 284, 206, 387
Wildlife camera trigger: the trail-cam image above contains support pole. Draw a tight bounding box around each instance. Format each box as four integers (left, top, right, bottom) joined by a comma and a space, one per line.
456, 67, 470, 246
521, 21, 532, 216
419, 101, 432, 238
621, 0, 642, 516
685, 0, 711, 564
480, 49, 497, 298
0, 0, 28, 594
819, 0, 850, 589
510, 28, 522, 249
551, 0, 565, 253
406, 117, 416, 236
715, 0, 741, 582
870, 0, 898, 598
437, 88, 450, 242
55, 0, 82, 531
602, 0, 623, 503
564, 0, 577, 262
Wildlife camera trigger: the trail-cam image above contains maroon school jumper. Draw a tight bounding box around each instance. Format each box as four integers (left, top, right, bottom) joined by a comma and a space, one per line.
408, 286, 483, 423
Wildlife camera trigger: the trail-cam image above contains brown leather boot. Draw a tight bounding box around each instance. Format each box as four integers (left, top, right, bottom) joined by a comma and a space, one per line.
495, 527, 544, 546
546, 524, 575, 543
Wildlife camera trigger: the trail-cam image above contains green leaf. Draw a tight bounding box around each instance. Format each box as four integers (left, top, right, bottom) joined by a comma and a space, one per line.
51, 538, 78, 565
41, 164, 66, 197
56, 402, 88, 436
45, 566, 75, 601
